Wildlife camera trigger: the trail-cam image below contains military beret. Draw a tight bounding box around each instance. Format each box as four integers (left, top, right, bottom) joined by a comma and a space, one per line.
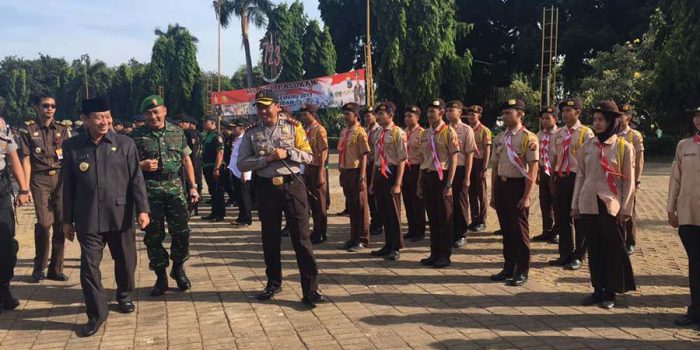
231, 118, 248, 127
186, 116, 199, 124
558, 98, 582, 110
253, 89, 279, 106
362, 106, 375, 115
618, 102, 633, 114
62, 119, 73, 127
82, 97, 110, 115
446, 100, 464, 110
426, 99, 446, 110
465, 105, 483, 114
540, 106, 559, 116
376, 101, 396, 114
404, 105, 421, 116
203, 115, 218, 123
591, 100, 622, 116
342, 102, 360, 114
501, 99, 526, 111
140, 95, 164, 113
299, 103, 318, 114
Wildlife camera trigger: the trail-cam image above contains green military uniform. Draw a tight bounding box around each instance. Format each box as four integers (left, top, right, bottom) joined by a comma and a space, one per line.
201, 127, 226, 219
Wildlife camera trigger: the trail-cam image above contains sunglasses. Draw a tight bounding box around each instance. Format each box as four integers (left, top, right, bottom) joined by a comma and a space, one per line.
41, 104, 57, 109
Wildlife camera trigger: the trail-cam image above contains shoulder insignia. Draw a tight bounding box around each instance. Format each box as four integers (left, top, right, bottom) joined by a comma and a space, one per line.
282, 117, 299, 126
24, 120, 35, 126
245, 122, 261, 131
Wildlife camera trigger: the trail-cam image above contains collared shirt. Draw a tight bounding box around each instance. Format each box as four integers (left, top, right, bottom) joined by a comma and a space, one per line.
131, 122, 192, 175
228, 133, 252, 181
19, 119, 71, 172
572, 135, 635, 217
550, 120, 594, 174
450, 121, 477, 166
618, 126, 645, 154
365, 122, 382, 158
0, 129, 18, 171
338, 125, 370, 169
667, 137, 700, 226
405, 125, 424, 166
472, 122, 492, 160
305, 121, 329, 167
202, 130, 224, 168
419, 122, 459, 171
537, 126, 558, 167
237, 116, 312, 177
373, 123, 408, 167
492, 125, 539, 178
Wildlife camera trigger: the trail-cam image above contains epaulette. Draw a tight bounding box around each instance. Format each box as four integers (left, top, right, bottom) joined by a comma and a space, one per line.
281, 116, 300, 127
245, 122, 261, 131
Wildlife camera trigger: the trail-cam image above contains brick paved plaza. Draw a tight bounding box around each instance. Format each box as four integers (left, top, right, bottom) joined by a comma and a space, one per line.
1, 159, 698, 349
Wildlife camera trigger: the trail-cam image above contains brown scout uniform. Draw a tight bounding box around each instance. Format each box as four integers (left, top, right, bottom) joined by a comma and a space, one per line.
451, 121, 477, 242
537, 125, 558, 239
304, 121, 329, 241
338, 125, 371, 244
365, 120, 382, 233
618, 125, 644, 248
469, 122, 491, 227
403, 124, 426, 238
19, 119, 71, 278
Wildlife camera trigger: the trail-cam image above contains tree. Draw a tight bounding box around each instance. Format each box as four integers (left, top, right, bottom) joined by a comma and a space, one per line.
302, 20, 337, 79
216, 0, 272, 88
263, 1, 306, 83
4, 69, 31, 125
497, 74, 541, 130
318, 0, 365, 73
230, 64, 264, 89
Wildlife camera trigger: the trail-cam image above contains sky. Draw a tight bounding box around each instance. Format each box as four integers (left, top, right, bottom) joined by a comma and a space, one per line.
0, 0, 322, 76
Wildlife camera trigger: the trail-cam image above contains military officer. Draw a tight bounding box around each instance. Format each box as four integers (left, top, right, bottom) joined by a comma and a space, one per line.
668, 106, 700, 328
465, 105, 491, 232
0, 116, 31, 312
490, 99, 539, 286
131, 95, 200, 296
62, 98, 150, 337
73, 120, 84, 136
201, 116, 226, 221
533, 106, 559, 244
299, 104, 329, 244
178, 115, 203, 215
363, 106, 383, 235
617, 103, 644, 254
19, 94, 71, 282
418, 99, 459, 268
132, 114, 146, 129
237, 90, 324, 306
221, 121, 238, 206
402, 105, 426, 242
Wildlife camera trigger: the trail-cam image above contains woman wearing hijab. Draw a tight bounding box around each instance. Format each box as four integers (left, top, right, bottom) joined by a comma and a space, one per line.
571, 100, 636, 309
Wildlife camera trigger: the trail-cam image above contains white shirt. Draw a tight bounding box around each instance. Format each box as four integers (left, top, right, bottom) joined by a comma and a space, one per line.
228, 133, 252, 181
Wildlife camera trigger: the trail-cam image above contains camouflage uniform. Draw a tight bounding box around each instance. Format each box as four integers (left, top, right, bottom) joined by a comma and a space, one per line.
131, 122, 192, 269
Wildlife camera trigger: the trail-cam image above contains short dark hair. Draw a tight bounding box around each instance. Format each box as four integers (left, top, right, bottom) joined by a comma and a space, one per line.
32, 93, 56, 106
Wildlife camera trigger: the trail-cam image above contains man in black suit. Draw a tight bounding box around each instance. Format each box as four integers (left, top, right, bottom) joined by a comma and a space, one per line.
62, 97, 150, 337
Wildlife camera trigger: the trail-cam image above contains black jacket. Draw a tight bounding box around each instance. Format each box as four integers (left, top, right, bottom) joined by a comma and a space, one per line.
62, 130, 149, 234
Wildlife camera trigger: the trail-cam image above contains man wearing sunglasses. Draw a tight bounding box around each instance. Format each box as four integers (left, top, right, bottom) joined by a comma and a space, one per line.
19, 94, 72, 283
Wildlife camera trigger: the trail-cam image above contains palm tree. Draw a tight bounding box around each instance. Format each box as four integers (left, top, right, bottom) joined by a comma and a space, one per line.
214, 0, 272, 88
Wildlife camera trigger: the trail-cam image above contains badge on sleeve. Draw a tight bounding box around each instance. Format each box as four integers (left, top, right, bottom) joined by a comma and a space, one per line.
32, 132, 39, 137
55, 148, 63, 160
79, 162, 90, 172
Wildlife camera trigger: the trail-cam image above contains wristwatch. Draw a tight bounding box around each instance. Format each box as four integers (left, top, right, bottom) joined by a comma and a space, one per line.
18, 190, 29, 195
445, 182, 453, 188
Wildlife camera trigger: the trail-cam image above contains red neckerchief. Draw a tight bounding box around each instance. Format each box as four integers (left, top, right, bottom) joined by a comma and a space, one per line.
595, 139, 624, 195
377, 122, 395, 178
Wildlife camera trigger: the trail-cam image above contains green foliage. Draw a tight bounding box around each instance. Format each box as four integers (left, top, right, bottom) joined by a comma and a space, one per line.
263, 1, 306, 83
302, 21, 337, 79
318, 0, 364, 73
230, 64, 264, 89
579, 43, 646, 108
497, 74, 541, 130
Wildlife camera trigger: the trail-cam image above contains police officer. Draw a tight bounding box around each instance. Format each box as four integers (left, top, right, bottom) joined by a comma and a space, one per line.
201, 116, 226, 221
62, 98, 150, 337
0, 116, 31, 312
490, 99, 539, 286
533, 106, 559, 244
19, 94, 71, 282
299, 104, 329, 244
668, 106, 700, 328
465, 105, 491, 232
131, 95, 200, 296
177, 115, 203, 215
237, 90, 324, 306
221, 122, 238, 206
617, 103, 644, 254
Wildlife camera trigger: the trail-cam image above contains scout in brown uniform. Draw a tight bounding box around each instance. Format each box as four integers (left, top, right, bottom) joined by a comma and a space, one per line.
532, 107, 560, 244
465, 105, 491, 232
369, 102, 408, 260
300, 104, 329, 244
572, 101, 636, 309
548, 98, 594, 270
446, 101, 477, 248
338, 103, 371, 251
402, 105, 426, 242
617, 103, 645, 255
19, 94, 71, 282
418, 99, 459, 268
668, 106, 700, 328
364, 107, 383, 235
489, 99, 539, 286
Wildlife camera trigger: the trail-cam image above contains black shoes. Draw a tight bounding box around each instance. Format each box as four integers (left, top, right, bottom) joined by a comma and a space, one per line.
0, 287, 19, 310
79, 318, 105, 337
370, 225, 383, 236
548, 257, 568, 267
420, 255, 438, 266
210, 217, 225, 222
532, 233, 552, 242
46, 272, 69, 281
311, 235, 327, 245
339, 240, 354, 250
233, 221, 251, 227
347, 242, 365, 252
257, 285, 282, 301
581, 293, 603, 306
151, 269, 169, 297
336, 209, 349, 216
118, 300, 135, 313
470, 223, 486, 232
626, 245, 635, 255
674, 314, 699, 327
493, 229, 503, 236
31, 270, 45, 283
453, 237, 467, 248
302, 291, 326, 307
509, 273, 528, 286
370, 247, 391, 257
432, 258, 451, 268
411, 234, 425, 242
403, 231, 416, 239
170, 262, 192, 291
281, 227, 290, 237
490, 270, 514, 281
564, 259, 582, 270
386, 250, 400, 261
200, 214, 216, 220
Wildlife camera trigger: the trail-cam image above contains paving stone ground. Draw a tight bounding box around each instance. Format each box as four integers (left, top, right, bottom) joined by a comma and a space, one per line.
1, 157, 699, 349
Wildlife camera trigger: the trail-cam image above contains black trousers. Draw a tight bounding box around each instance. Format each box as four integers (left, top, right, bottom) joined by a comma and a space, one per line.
256, 176, 318, 295
0, 176, 18, 287
232, 175, 253, 224
77, 229, 136, 322
402, 166, 426, 237
494, 177, 530, 276
422, 170, 453, 259
554, 174, 585, 261
204, 166, 226, 218
366, 166, 381, 232
679, 225, 700, 320
468, 159, 488, 226
374, 166, 403, 251
220, 166, 237, 202
538, 169, 556, 237
452, 166, 470, 240
624, 196, 637, 247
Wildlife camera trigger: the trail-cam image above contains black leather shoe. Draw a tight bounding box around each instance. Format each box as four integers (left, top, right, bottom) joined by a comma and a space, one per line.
170, 263, 191, 291
46, 272, 69, 281
0, 288, 20, 310
564, 259, 582, 270
581, 293, 603, 306
490, 270, 513, 281
548, 235, 560, 244
79, 318, 105, 338
420, 255, 438, 266
311, 235, 327, 245
510, 274, 528, 286
281, 227, 290, 237
347, 242, 365, 252
626, 245, 635, 255
235, 222, 251, 228
532, 233, 552, 242
493, 229, 503, 236
339, 240, 354, 250
118, 300, 135, 313
370, 226, 383, 236
403, 231, 415, 239
472, 224, 486, 232
302, 291, 326, 306
31, 270, 45, 283
432, 258, 451, 268
336, 209, 349, 216
453, 237, 467, 248
200, 214, 216, 220
548, 257, 568, 266
370, 247, 390, 257
150, 270, 169, 297
411, 234, 425, 242
257, 285, 281, 301
386, 250, 400, 261
674, 314, 699, 327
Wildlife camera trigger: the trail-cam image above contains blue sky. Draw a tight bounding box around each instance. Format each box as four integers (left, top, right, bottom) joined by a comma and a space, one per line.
0, 0, 322, 75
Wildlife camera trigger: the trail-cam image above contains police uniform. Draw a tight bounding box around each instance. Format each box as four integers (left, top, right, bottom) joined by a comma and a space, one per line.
420, 99, 460, 268
490, 99, 539, 285
221, 126, 238, 204
201, 120, 226, 220
371, 102, 408, 258
402, 105, 426, 241
668, 109, 700, 323
364, 111, 383, 235
131, 95, 193, 295
535, 107, 559, 242
466, 105, 491, 230
237, 90, 321, 303
338, 103, 371, 248
447, 101, 477, 246
62, 97, 150, 332
0, 119, 21, 309
617, 103, 644, 252
302, 104, 329, 243
19, 116, 72, 280
549, 98, 594, 268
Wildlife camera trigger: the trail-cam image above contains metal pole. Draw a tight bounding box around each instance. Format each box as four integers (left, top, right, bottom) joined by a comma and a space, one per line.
217, 0, 222, 92
539, 8, 545, 108
81, 54, 90, 99
365, 0, 374, 106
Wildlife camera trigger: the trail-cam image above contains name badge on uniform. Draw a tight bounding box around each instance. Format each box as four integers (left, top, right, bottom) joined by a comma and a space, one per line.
79, 162, 90, 172
56, 148, 63, 160
32, 132, 39, 137
111, 146, 117, 152
272, 176, 284, 186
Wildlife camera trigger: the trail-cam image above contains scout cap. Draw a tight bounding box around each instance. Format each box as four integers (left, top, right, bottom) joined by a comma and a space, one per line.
446, 100, 464, 110
618, 102, 633, 115
591, 100, 623, 116
362, 105, 375, 115
203, 115, 218, 123
405, 105, 421, 116
558, 97, 582, 111
540, 106, 559, 116
253, 89, 279, 106
82, 97, 110, 115
501, 99, 526, 111
376, 101, 396, 114
342, 102, 360, 114
62, 119, 73, 127
426, 99, 446, 110
299, 103, 318, 114
140, 95, 164, 113
465, 105, 483, 114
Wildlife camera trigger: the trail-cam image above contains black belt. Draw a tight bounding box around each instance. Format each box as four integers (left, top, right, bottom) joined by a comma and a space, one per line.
33, 169, 60, 176
258, 174, 298, 186
499, 176, 526, 183
143, 172, 180, 181
555, 172, 577, 178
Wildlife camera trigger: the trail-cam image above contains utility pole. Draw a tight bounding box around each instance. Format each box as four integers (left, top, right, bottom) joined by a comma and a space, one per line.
364, 0, 375, 107
80, 54, 90, 99
539, 6, 559, 108
217, 0, 222, 92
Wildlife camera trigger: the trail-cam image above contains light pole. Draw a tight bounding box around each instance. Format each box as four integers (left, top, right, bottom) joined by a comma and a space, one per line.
365, 0, 374, 107
80, 54, 90, 99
